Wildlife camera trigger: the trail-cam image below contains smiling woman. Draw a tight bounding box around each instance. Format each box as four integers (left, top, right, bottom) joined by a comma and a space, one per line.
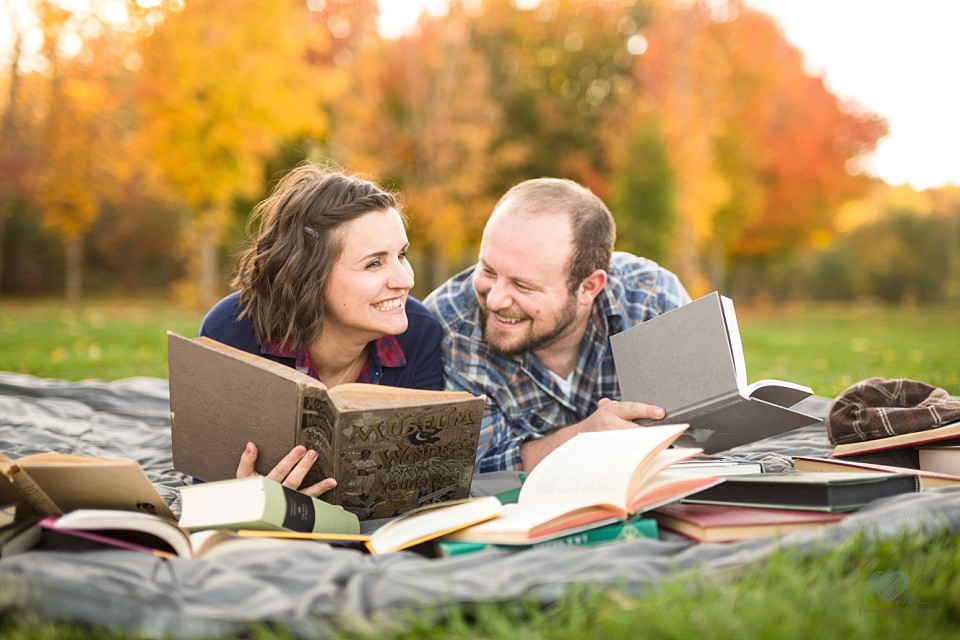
195, 162, 444, 498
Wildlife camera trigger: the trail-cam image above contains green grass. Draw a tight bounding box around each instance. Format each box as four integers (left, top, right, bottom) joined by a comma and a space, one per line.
0, 297, 204, 381
352, 526, 960, 640
3, 526, 958, 638
1, 297, 959, 638
738, 302, 958, 398
1, 298, 957, 398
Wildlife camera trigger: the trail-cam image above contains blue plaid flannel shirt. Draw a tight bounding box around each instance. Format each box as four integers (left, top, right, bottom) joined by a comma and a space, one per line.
424, 252, 691, 472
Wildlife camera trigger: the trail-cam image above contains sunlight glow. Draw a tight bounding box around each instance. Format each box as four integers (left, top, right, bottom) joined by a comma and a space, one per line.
377, 0, 448, 40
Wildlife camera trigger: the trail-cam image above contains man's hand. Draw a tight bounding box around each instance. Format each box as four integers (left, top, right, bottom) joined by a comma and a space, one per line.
519, 398, 665, 472
579, 397, 665, 432
236, 442, 337, 498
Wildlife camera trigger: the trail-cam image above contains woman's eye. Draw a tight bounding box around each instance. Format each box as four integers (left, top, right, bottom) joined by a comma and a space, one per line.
366, 259, 382, 269
398, 250, 408, 261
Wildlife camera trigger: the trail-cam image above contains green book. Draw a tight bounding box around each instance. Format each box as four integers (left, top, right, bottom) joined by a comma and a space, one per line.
435, 517, 658, 557
178, 475, 360, 534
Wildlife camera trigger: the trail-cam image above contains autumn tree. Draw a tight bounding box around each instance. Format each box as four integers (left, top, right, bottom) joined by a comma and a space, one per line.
0, 0, 35, 296
329, 0, 504, 292
22, 1, 160, 304
626, 0, 886, 298
133, 0, 377, 308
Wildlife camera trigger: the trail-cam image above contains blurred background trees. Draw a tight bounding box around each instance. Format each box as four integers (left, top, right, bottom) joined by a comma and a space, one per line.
1, 0, 957, 308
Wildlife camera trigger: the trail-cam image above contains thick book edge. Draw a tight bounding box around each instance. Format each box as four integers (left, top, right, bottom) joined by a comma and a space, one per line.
830, 421, 960, 458
792, 456, 960, 490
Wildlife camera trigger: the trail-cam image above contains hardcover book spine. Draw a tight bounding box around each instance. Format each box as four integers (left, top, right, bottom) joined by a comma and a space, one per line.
298, 388, 339, 500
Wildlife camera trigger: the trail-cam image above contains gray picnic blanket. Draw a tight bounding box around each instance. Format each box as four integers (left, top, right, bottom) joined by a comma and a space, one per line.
1, 371, 959, 638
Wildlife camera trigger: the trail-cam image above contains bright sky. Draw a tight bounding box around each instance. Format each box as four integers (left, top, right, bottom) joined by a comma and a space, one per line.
378, 0, 960, 191
743, 0, 960, 190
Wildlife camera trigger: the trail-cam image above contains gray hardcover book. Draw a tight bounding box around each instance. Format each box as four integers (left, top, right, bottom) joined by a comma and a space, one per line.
610, 292, 818, 454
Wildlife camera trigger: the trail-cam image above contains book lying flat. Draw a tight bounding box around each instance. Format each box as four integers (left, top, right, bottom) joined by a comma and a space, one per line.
0, 452, 174, 519
440, 423, 720, 545
610, 292, 818, 454
0, 502, 15, 529
38, 509, 309, 560
682, 471, 920, 512
830, 420, 960, 458
652, 503, 846, 542
0, 517, 43, 558
917, 445, 960, 475
669, 457, 764, 476
168, 332, 484, 520
178, 475, 360, 535
435, 517, 659, 556
791, 456, 960, 490
236, 495, 504, 555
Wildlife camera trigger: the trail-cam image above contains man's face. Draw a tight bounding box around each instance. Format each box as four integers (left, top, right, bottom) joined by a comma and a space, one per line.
472, 209, 581, 358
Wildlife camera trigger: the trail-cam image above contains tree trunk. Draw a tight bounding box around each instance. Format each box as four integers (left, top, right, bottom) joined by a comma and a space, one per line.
64, 236, 82, 307
198, 217, 219, 310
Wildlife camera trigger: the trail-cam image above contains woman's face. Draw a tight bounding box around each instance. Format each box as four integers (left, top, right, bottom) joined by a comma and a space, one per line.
322, 208, 415, 343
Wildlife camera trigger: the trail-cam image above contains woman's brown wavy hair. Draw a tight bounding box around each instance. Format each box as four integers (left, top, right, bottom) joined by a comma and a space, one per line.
232, 163, 402, 349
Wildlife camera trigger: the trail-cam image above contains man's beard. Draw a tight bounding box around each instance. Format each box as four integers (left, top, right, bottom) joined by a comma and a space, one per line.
479, 303, 578, 358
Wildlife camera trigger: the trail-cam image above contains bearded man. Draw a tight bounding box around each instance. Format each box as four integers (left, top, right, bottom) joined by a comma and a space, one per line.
425, 178, 690, 472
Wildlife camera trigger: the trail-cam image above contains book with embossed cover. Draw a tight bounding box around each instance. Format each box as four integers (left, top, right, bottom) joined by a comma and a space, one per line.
168, 332, 484, 520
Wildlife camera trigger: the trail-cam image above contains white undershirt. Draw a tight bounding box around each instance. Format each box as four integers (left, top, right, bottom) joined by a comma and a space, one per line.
548, 369, 575, 398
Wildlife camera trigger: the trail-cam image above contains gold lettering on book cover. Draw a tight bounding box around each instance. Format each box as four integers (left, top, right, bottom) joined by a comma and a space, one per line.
322, 401, 481, 518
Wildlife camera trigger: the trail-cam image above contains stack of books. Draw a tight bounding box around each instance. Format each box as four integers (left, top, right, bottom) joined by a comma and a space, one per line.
651, 465, 924, 543
0, 502, 42, 558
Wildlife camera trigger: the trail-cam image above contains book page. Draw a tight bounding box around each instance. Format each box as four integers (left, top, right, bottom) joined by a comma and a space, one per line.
443, 502, 623, 543
743, 380, 813, 407
326, 383, 477, 410
518, 423, 689, 509
720, 295, 748, 392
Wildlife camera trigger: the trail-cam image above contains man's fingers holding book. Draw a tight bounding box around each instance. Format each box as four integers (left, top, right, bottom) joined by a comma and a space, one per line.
588, 398, 665, 431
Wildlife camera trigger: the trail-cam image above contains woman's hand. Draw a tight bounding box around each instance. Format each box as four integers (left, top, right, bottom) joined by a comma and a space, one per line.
236, 442, 337, 498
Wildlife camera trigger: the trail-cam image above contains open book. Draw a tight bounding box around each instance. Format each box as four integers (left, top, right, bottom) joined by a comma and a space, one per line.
0, 452, 174, 519
39, 509, 299, 559
236, 495, 504, 555
168, 332, 484, 520
440, 423, 720, 545
610, 292, 818, 453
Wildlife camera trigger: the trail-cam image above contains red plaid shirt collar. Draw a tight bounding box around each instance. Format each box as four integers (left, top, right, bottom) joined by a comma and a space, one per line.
262, 335, 406, 385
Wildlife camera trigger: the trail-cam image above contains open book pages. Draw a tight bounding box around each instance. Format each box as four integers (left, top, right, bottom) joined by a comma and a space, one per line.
41, 509, 321, 559
237, 495, 504, 554
441, 423, 721, 545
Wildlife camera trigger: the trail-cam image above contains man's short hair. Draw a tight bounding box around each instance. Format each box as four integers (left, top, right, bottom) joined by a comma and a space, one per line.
495, 178, 615, 292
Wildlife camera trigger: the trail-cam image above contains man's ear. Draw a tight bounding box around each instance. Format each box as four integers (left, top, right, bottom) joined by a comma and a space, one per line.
577, 269, 608, 306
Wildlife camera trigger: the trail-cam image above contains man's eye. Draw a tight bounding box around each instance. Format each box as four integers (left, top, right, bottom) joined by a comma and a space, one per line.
514, 283, 531, 292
